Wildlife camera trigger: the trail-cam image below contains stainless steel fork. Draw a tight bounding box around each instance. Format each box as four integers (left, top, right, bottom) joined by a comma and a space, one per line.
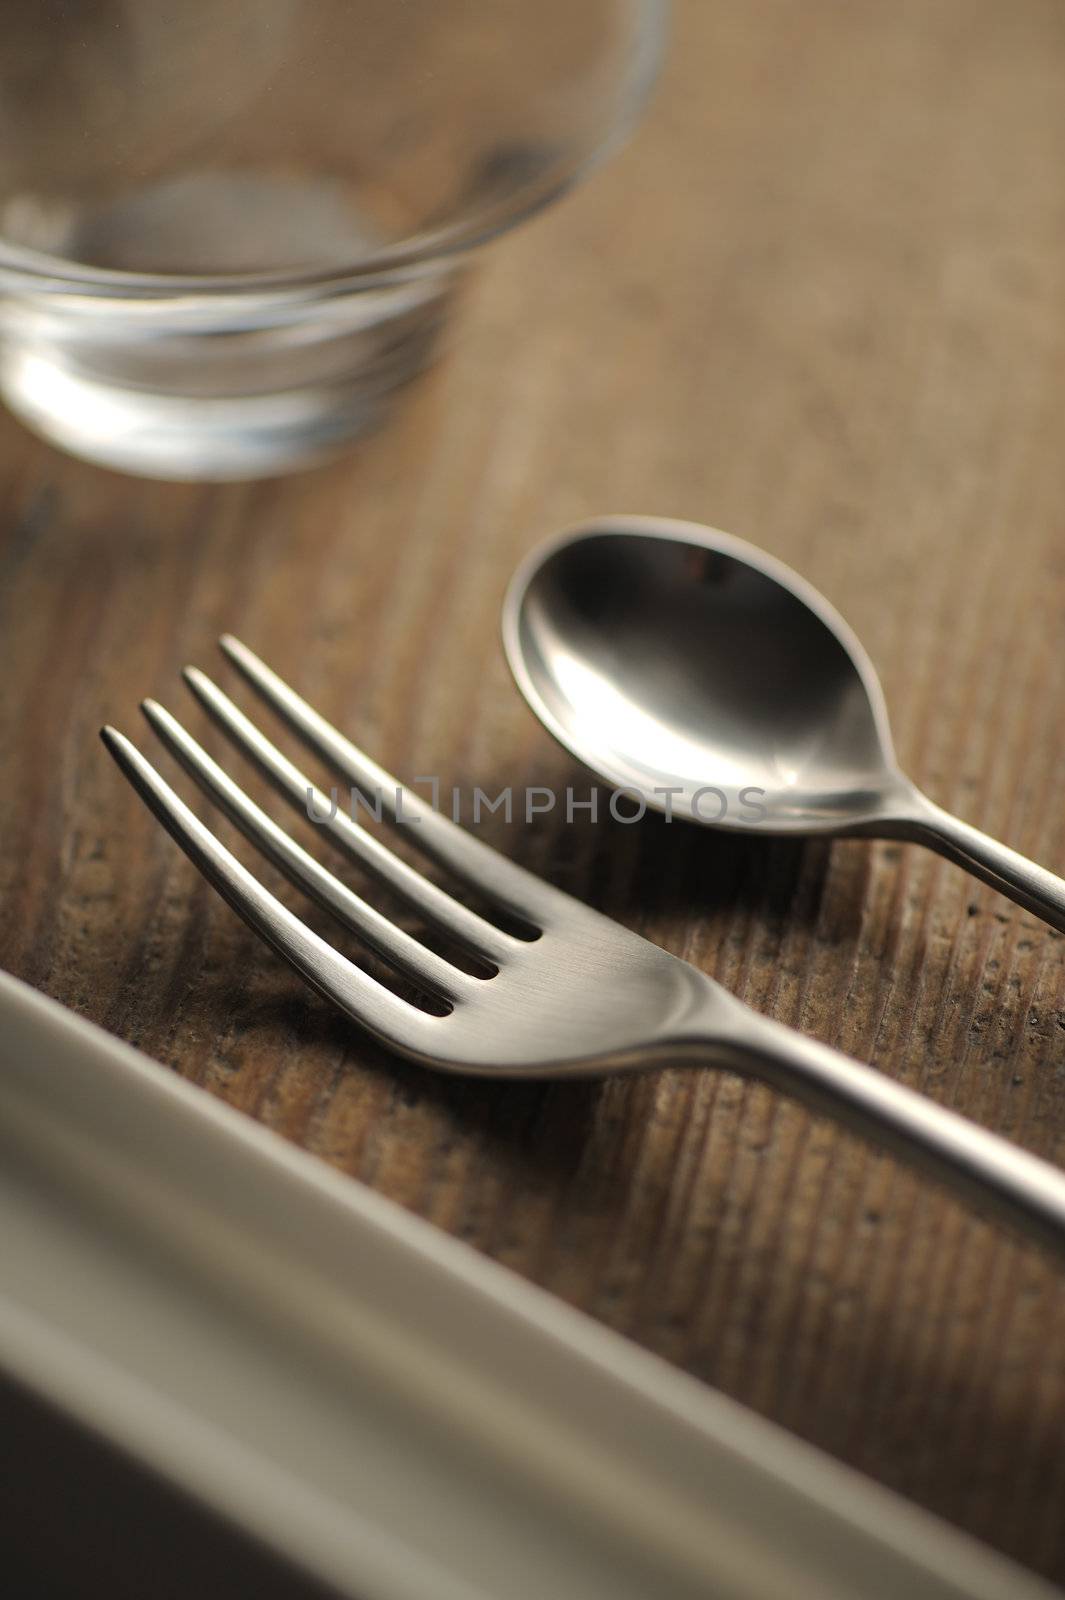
103, 637, 1065, 1259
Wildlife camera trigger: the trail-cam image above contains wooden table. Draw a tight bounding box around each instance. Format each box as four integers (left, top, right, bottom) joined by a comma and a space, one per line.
3, 0, 1065, 1583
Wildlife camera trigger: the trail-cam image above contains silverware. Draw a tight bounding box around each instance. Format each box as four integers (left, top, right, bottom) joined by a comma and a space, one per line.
4, 968, 1051, 1600
502, 516, 1065, 933
102, 638, 1065, 1257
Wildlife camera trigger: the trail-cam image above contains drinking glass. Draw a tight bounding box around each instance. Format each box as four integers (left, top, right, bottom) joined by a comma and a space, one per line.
0, 1, 665, 480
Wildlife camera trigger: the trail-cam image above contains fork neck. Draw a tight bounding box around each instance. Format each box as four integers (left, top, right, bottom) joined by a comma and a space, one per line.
678, 993, 1065, 1262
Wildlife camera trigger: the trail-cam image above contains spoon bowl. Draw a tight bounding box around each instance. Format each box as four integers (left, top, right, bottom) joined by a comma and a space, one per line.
505, 518, 908, 833
504, 516, 1065, 930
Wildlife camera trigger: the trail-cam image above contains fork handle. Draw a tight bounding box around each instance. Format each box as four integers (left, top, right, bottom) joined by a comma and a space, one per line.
709, 1001, 1065, 1259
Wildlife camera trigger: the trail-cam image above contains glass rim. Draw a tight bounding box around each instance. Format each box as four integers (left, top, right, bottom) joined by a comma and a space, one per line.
0, 4, 667, 301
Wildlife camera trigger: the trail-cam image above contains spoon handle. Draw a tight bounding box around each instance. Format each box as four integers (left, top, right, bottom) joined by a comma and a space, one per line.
709, 1001, 1065, 1259
894, 794, 1065, 934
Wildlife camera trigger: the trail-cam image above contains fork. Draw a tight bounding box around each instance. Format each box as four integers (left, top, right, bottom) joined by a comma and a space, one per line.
102, 636, 1065, 1260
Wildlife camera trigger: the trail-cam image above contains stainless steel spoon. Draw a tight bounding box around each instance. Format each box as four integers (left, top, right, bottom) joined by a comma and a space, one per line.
503, 515, 1065, 933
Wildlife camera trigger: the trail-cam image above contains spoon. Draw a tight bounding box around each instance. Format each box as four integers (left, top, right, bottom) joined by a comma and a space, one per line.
503, 515, 1065, 933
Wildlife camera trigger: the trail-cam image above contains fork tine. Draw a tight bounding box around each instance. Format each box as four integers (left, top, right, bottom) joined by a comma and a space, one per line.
140, 700, 474, 1006
218, 634, 552, 926
99, 728, 440, 1055
182, 667, 516, 966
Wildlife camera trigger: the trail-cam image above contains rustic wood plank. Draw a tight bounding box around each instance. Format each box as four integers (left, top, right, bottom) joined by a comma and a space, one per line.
2, 0, 1065, 1579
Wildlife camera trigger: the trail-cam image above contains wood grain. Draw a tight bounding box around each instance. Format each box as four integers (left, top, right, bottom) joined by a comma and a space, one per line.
3, 0, 1065, 1581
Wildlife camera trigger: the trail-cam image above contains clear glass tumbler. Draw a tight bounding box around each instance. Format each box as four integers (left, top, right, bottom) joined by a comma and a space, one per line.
0, 1, 665, 480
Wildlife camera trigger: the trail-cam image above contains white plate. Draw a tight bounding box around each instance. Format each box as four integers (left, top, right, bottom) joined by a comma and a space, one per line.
0, 969, 1056, 1599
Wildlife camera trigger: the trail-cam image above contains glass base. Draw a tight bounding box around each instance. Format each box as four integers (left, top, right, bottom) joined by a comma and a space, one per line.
0, 266, 459, 480
0, 350, 406, 480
